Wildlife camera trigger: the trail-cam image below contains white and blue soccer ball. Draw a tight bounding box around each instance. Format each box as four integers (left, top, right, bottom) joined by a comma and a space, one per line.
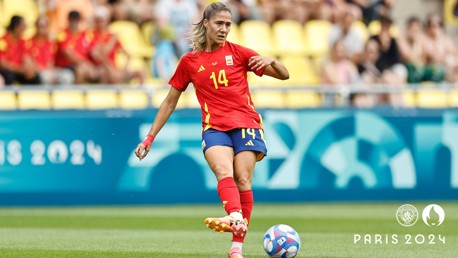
263, 224, 301, 258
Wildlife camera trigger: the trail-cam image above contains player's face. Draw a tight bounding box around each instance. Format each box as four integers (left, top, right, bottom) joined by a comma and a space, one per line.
205, 11, 232, 48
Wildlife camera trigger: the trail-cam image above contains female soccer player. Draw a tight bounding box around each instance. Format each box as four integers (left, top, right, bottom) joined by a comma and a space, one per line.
135, 2, 289, 258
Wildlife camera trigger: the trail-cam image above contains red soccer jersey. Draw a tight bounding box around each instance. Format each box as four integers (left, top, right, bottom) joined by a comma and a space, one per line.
89, 31, 122, 67
0, 33, 27, 69
169, 41, 267, 131
26, 36, 56, 70
55, 29, 92, 68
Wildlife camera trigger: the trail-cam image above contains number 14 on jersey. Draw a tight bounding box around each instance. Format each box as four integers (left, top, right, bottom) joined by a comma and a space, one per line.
210, 69, 229, 89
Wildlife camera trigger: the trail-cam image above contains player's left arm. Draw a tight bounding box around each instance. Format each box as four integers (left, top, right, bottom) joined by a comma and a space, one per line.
248, 56, 289, 80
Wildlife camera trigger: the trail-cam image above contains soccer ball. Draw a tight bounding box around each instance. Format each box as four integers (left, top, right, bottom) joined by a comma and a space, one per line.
263, 224, 301, 258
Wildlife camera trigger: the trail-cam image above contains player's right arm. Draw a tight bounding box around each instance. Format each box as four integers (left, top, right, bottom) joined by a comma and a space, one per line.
135, 87, 183, 160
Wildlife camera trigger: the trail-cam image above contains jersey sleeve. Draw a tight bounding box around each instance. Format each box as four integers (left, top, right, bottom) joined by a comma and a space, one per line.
168, 55, 191, 91
235, 44, 267, 77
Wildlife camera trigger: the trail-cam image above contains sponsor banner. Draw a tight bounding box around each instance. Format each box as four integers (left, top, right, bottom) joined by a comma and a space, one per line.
0, 108, 458, 205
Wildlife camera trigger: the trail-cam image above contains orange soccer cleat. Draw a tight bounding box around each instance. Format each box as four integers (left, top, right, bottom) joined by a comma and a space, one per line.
204, 216, 247, 237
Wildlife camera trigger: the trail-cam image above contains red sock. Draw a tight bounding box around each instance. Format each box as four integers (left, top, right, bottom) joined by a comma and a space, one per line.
232, 189, 254, 243
217, 177, 241, 214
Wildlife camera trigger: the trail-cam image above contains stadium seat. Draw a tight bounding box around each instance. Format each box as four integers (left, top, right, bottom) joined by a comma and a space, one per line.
52, 90, 85, 109
272, 20, 307, 57
368, 20, 400, 37
86, 90, 118, 109
303, 20, 332, 57
181, 90, 200, 108
1, 0, 39, 39
141, 21, 155, 46
251, 91, 285, 108
119, 90, 149, 109
448, 91, 458, 107
285, 91, 323, 108
151, 88, 187, 109
109, 21, 154, 58
239, 20, 274, 56
416, 90, 447, 108
402, 90, 417, 108
352, 20, 369, 42
0, 91, 17, 110
151, 89, 168, 108
115, 54, 148, 85
226, 22, 240, 44
17, 90, 52, 110
280, 56, 320, 86
248, 73, 282, 88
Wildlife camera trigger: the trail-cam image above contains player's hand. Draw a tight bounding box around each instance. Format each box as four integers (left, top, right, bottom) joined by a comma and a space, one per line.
249, 56, 274, 71
135, 135, 155, 161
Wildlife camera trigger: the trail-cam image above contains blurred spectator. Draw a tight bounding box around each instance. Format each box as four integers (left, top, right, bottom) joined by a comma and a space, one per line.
398, 16, 444, 83
107, 0, 155, 24
423, 14, 457, 82
155, 0, 199, 57
347, 0, 394, 24
43, 0, 94, 38
354, 39, 385, 107
55, 11, 99, 84
26, 16, 74, 85
320, 39, 359, 106
367, 17, 405, 106
302, 0, 333, 22
222, 0, 263, 24
329, 11, 364, 62
151, 25, 178, 82
357, 39, 383, 83
0, 16, 41, 85
90, 6, 145, 84
369, 16, 406, 85
257, 0, 309, 24
329, 0, 363, 22
321, 39, 359, 85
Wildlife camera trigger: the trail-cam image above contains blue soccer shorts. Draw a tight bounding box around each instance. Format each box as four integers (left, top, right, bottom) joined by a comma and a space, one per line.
202, 128, 268, 161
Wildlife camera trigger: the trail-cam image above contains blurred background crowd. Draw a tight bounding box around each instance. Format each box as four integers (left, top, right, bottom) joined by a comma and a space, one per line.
0, 0, 457, 107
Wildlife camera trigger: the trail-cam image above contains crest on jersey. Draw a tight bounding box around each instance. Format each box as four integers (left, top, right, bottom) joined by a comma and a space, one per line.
225, 55, 233, 66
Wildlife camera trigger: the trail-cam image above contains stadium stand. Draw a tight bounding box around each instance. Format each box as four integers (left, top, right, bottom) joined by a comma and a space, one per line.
285, 91, 323, 108
85, 90, 118, 109
51, 90, 85, 109
303, 20, 332, 58
0, 0, 456, 110
239, 20, 274, 56
367, 19, 400, 37
108, 20, 154, 58
415, 89, 448, 108
279, 56, 320, 86
1, 0, 39, 39
251, 90, 286, 108
118, 89, 149, 109
226, 22, 240, 44
17, 90, 51, 110
0, 90, 16, 110
272, 19, 307, 57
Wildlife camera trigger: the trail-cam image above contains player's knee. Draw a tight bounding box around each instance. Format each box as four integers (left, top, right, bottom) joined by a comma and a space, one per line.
234, 175, 252, 190
211, 162, 233, 180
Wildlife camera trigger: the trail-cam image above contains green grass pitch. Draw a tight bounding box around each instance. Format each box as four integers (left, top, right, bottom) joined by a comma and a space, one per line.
0, 203, 456, 257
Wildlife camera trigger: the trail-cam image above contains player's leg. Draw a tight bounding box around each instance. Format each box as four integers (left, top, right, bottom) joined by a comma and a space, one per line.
202, 129, 245, 235
229, 150, 256, 257
229, 128, 267, 257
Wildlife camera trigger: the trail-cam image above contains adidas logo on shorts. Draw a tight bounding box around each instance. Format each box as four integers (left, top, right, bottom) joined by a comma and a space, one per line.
245, 140, 254, 146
